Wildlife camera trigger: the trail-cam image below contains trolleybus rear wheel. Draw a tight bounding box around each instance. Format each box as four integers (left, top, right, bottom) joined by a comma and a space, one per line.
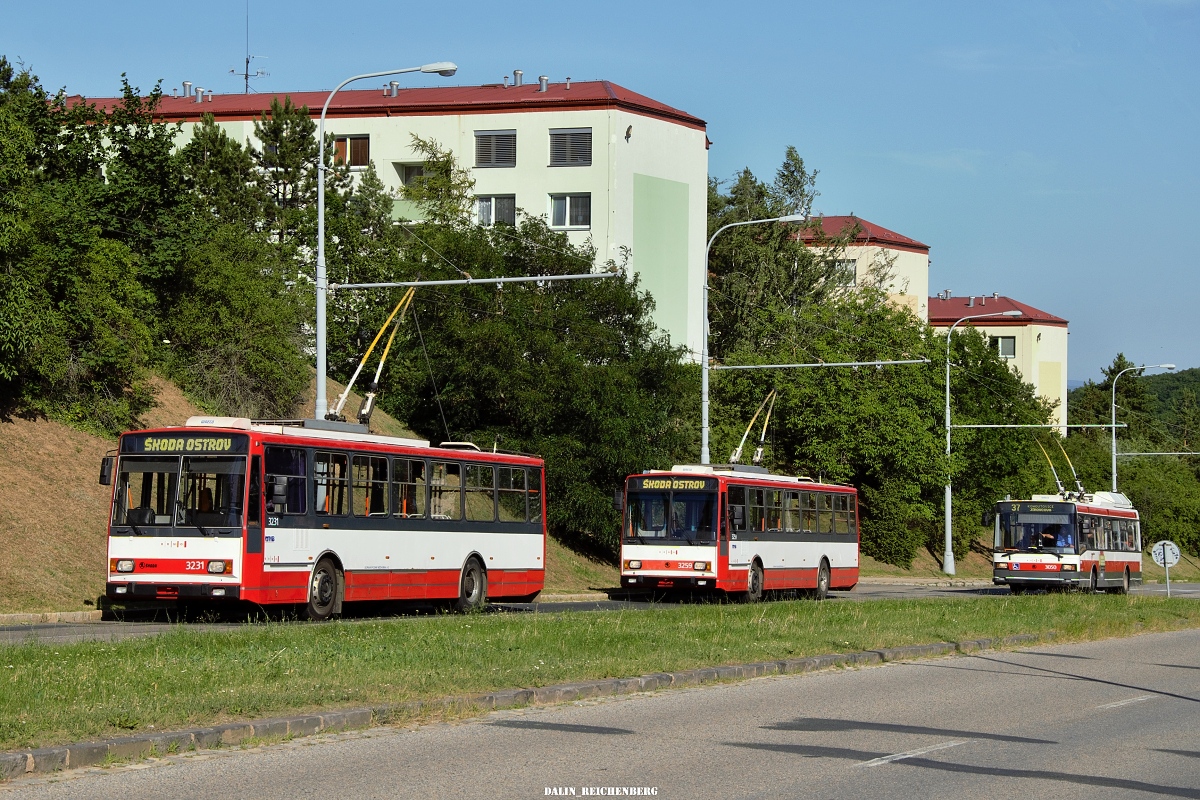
454, 557, 487, 612
306, 557, 341, 621
1009, 584, 1026, 595
743, 562, 764, 603
1109, 568, 1130, 595
812, 559, 831, 601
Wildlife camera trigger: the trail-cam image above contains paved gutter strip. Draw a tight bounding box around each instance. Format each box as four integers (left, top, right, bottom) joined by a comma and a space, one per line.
0, 611, 102, 626
0, 631, 1059, 782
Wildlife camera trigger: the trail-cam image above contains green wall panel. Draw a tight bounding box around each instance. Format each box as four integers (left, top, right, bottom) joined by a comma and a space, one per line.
632, 174, 690, 346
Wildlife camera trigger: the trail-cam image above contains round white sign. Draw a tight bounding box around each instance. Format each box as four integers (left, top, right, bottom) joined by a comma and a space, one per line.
1151, 540, 1181, 568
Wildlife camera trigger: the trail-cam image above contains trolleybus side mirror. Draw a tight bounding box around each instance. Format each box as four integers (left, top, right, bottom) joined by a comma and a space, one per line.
731, 505, 745, 528
612, 489, 623, 512
99, 456, 114, 486
269, 476, 288, 500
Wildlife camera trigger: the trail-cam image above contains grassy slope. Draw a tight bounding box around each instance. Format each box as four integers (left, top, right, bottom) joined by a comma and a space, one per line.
1, 594, 1197, 751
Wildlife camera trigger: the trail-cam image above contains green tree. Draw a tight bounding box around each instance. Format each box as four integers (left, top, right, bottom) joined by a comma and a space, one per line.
178, 113, 264, 226
253, 96, 319, 244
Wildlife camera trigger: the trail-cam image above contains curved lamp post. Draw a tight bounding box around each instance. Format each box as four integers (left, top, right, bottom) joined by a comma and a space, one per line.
315, 62, 458, 420
700, 213, 808, 464
943, 308, 1021, 575
1111, 363, 1174, 492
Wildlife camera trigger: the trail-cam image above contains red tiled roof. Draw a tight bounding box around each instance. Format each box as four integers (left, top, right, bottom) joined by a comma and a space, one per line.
796, 215, 929, 254
78, 80, 706, 130
928, 295, 1068, 327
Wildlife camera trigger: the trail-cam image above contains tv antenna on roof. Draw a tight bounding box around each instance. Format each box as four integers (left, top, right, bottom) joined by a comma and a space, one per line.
229, 0, 269, 93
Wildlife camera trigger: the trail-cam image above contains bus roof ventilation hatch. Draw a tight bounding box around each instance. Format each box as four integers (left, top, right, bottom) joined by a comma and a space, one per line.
186, 416, 253, 430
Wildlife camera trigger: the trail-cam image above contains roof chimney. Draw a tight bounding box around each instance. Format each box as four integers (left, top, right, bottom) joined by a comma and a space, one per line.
389, 81, 400, 98
968, 296, 975, 307
993, 292, 999, 299
206, 90, 213, 102
182, 81, 193, 97
980, 294, 986, 305
193, 87, 205, 104
538, 75, 549, 92
502, 76, 509, 88
513, 69, 523, 87
565, 76, 571, 90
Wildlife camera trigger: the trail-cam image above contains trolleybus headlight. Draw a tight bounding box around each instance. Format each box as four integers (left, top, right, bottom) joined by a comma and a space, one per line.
113, 559, 134, 573
693, 561, 709, 571
207, 560, 228, 574
624, 560, 642, 570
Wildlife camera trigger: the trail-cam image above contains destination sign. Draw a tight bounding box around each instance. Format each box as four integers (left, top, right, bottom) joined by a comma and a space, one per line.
120, 433, 249, 455
998, 501, 1074, 516
630, 477, 718, 492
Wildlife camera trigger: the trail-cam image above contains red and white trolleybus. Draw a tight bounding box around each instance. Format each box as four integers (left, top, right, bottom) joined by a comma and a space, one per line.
993, 492, 1142, 594
620, 464, 859, 601
103, 416, 546, 618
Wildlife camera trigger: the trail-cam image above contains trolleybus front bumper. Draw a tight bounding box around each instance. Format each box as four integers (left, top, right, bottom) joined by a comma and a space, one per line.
992, 569, 1084, 589
106, 582, 241, 601
622, 575, 715, 590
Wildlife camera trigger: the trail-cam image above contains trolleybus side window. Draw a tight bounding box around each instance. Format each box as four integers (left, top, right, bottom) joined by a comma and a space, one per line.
749, 488, 765, 532
315, 451, 349, 516
784, 491, 802, 533
113, 457, 178, 527
833, 494, 850, 534
529, 468, 543, 523
498, 467, 527, 522
802, 492, 817, 533
265, 446, 307, 515
728, 486, 747, 531
848, 495, 857, 535
393, 459, 427, 519
766, 490, 783, 531
352, 455, 389, 517
465, 464, 497, 522
180, 455, 246, 527
819, 492, 834, 534
431, 461, 463, 520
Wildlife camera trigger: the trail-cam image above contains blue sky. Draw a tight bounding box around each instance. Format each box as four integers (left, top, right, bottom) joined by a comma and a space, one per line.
7, 0, 1199, 380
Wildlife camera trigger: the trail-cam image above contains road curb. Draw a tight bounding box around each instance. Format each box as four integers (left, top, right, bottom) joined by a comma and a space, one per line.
0, 611, 102, 626
0, 630, 1058, 782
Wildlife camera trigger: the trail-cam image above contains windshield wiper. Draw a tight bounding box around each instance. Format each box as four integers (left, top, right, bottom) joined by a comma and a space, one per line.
126, 522, 148, 536
192, 524, 217, 537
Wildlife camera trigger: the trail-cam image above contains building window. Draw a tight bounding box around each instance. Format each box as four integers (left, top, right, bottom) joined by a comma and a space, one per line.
478, 195, 517, 226
835, 259, 858, 286
394, 163, 424, 185
550, 193, 591, 228
549, 128, 592, 166
991, 336, 1017, 359
475, 130, 517, 168
334, 136, 370, 168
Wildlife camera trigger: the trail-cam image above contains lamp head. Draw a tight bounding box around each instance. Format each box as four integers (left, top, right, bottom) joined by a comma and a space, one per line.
778, 213, 809, 223
420, 62, 458, 77
1163, 364, 1176, 370
1001, 309, 1022, 317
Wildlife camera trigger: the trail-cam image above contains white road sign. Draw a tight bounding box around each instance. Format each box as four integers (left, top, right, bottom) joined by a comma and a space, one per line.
1151, 540, 1181, 568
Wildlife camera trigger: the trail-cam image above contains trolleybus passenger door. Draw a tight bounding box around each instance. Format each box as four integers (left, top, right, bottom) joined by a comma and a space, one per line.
246, 455, 263, 554
719, 493, 728, 558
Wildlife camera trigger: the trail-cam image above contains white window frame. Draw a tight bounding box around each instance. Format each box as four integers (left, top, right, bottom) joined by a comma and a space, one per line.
549, 193, 591, 229
477, 195, 517, 226
991, 336, 1017, 359
334, 135, 370, 170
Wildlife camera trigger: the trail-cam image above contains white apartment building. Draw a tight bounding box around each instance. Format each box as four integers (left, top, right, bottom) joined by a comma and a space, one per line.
929, 294, 1069, 431
101, 76, 710, 358
798, 215, 931, 323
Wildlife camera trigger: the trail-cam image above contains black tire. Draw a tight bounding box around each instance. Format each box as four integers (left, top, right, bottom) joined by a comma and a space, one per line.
306, 557, 341, 621
1089, 567, 1100, 594
1009, 584, 1026, 596
454, 557, 487, 612
812, 560, 831, 601
742, 562, 764, 603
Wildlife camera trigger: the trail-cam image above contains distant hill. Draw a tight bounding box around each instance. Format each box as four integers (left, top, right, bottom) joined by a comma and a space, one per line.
1142, 366, 1200, 414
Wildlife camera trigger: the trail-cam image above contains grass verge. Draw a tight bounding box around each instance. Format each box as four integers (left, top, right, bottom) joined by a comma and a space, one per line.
2, 594, 1198, 752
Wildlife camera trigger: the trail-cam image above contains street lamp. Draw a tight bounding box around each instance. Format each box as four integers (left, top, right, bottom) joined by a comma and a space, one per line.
315, 62, 458, 420
943, 309, 1022, 575
1111, 362, 1174, 492
700, 212, 808, 464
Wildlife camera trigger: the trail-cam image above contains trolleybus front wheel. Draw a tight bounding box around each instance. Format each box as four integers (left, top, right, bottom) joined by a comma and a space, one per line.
1089, 567, 1100, 594
454, 557, 487, 612
742, 562, 764, 603
306, 557, 342, 621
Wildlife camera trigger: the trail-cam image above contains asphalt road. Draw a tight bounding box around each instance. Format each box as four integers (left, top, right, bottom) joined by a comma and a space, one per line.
5, 628, 1197, 799
2, 581, 1197, 647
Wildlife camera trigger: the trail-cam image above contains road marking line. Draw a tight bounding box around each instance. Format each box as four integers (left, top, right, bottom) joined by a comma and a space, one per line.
858, 740, 967, 767
1097, 694, 1156, 709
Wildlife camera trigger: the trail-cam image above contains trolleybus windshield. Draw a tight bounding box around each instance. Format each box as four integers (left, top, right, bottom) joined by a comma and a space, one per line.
996, 505, 1075, 553
627, 490, 717, 545
112, 454, 247, 532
